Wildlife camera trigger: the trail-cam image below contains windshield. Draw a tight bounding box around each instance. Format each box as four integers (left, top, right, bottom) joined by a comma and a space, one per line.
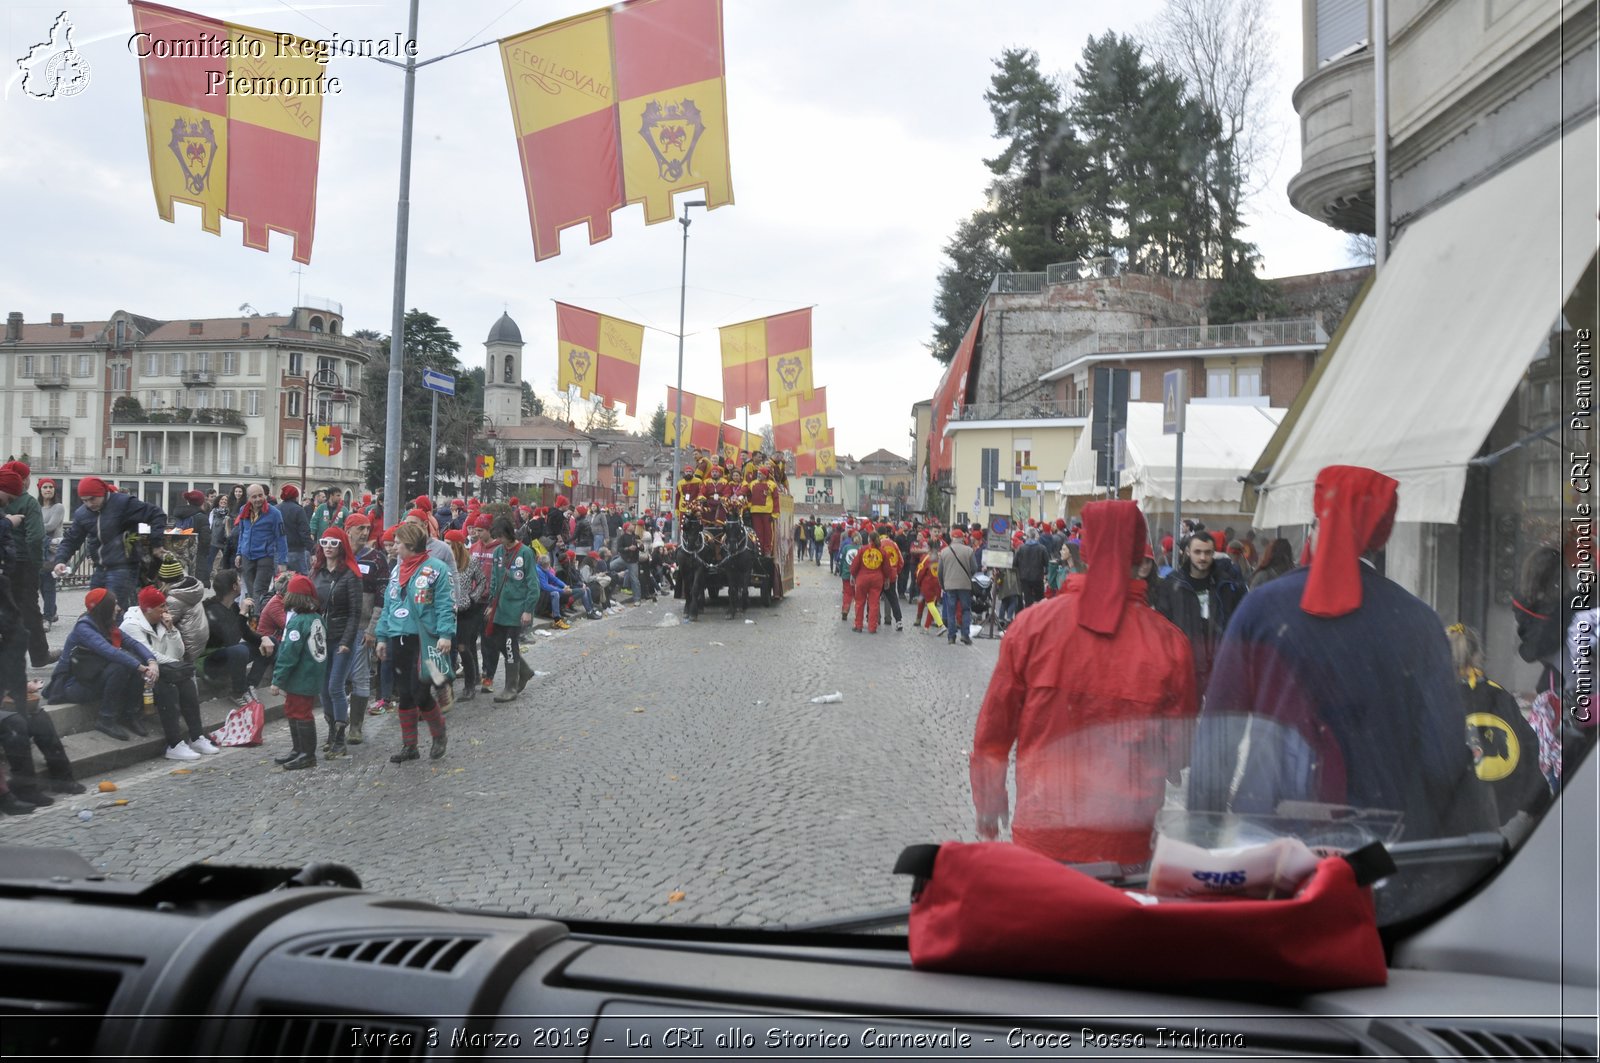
0, 0, 1592, 939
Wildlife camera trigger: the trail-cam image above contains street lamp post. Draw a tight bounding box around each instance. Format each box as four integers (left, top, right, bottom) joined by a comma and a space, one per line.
670, 198, 707, 541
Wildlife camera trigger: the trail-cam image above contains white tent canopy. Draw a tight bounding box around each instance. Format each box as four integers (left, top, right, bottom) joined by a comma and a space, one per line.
1061, 401, 1285, 510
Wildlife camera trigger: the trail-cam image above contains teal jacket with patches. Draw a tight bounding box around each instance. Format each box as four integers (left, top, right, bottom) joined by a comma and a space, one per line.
375, 556, 457, 641
272, 610, 329, 696
488, 542, 539, 622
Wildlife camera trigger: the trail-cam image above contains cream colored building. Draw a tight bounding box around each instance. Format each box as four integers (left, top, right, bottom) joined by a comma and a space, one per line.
945, 418, 1083, 528
2, 302, 373, 512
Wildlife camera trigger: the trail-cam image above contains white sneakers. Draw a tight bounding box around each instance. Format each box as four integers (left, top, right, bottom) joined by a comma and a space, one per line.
165, 742, 202, 761
188, 736, 221, 756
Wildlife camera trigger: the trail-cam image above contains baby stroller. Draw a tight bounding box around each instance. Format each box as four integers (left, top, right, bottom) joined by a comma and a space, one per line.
970, 571, 994, 623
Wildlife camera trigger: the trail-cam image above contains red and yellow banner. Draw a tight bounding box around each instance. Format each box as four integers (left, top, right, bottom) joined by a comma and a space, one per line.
795, 411, 831, 455
315, 425, 342, 456
500, 0, 732, 262
794, 429, 837, 475
131, 1, 325, 264
561, 469, 580, 488
718, 425, 761, 466
770, 385, 827, 454
555, 303, 645, 415
718, 308, 812, 417
664, 387, 725, 453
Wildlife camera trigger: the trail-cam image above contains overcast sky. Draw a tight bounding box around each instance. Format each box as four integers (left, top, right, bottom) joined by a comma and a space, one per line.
2, 0, 1356, 460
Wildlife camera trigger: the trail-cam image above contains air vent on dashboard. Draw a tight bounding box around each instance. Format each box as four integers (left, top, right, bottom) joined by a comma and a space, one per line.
1424, 1026, 1576, 1060
249, 1015, 427, 1059
0, 955, 124, 1058
298, 935, 481, 972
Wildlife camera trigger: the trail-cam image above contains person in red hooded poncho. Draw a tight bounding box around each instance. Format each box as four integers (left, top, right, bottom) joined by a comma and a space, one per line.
970, 500, 1198, 866
1187, 465, 1496, 844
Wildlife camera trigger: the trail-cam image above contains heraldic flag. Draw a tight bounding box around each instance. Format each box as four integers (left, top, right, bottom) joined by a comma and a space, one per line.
770, 385, 827, 454
795, 429, 836, 475
718, 308, 812, 418
500, 0, 732, 262
664, 387, 725, 452
131, 1, 325, 264
718, 425, 760, 466
555, 303, 645, 415
315, 425, 342, 456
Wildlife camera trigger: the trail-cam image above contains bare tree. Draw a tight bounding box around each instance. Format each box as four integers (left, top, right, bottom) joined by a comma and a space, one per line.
550, 378, 576, 425
1345, 231, 1377, 264
1144, 0, 1280, 272
760, 424, 775, 454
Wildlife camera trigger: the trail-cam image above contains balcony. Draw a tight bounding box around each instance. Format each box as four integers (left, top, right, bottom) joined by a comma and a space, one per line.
952, 397, 1089, 423
1055, 318, 1330, 368
181, 369, 217, 387
32, 373, 70, 389
1286, 49, 1377, 234
111, 406, 247, 432
30, 417, 70, 433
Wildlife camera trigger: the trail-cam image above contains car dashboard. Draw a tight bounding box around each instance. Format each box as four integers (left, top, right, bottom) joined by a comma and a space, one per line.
3, 756, 1595, 1061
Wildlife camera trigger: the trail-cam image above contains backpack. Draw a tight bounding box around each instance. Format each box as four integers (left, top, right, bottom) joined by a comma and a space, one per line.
813, 525, 824, 541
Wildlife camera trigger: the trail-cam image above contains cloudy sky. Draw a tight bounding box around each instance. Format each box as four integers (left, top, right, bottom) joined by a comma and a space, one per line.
2, 0, 1355, 460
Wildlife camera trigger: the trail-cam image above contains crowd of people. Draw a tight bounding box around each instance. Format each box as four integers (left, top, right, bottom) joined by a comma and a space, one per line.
0, 467, 684, 812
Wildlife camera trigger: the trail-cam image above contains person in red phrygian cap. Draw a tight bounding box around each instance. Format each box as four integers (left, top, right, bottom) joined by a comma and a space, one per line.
1187, 466, 1498, 843
971, 500, 1198, 865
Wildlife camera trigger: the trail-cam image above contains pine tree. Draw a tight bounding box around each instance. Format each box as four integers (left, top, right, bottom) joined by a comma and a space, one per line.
927, 210, 1010, 364
648, 403, 667, 443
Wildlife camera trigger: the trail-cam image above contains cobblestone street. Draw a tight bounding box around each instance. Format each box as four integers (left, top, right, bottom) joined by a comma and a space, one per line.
1, 574, 1002, 926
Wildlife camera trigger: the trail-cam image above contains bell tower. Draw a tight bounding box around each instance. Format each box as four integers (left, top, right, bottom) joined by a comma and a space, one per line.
484, 311, 523, 428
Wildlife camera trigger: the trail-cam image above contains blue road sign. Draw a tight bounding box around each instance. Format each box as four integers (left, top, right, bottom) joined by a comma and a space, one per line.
421, 369, 455, 396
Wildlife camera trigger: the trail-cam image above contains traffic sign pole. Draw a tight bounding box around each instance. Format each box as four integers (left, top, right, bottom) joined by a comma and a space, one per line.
428, 390, 438, 499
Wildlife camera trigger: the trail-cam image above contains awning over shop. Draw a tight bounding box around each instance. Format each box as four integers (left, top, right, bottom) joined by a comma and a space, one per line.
1059, 401, 1286, 509
1255, 117, 1598, 527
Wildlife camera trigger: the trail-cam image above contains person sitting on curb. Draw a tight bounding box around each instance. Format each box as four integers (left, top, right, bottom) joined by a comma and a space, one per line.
536, 551, 579, 630
45, 588, 159, 741
200, 570, 273, 707
155, 556, 210, 664
119, 586, 219, 762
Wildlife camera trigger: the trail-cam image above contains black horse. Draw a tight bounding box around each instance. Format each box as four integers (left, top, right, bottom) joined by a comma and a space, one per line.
676, 515, 708, 621
705, 519, 756, 620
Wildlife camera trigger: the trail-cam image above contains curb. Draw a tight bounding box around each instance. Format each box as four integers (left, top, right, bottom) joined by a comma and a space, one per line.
56, 695, 290, 780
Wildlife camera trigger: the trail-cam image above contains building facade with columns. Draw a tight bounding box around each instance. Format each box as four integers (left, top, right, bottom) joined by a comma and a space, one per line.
1, 302, 373, 514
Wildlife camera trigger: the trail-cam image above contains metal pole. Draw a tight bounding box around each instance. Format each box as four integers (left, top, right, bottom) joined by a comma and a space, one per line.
1172, 430, 1184, 569
1373, 0, 1389, 270
671, 211, 690, 537
382, 0, 421, 521
428, 390, 439, 498
299, 376, 309, 493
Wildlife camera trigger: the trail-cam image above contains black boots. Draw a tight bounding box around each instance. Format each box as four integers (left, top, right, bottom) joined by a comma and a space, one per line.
429, 734, 447, 760
347, 697, 366, 744
517, 658, 534, 693
390, 745, 420, 763
327, 723, 348, 760
280, 719, 317, 771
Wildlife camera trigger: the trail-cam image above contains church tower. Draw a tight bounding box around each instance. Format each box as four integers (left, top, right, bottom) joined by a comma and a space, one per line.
484, 311, 524, 428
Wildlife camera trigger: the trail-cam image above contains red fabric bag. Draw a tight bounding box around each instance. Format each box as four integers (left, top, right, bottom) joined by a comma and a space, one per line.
209, 698, 265, 747
902, 841, 1389, 991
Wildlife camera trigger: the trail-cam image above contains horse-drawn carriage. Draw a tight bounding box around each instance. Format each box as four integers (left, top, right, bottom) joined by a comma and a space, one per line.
675, 493, 795, 621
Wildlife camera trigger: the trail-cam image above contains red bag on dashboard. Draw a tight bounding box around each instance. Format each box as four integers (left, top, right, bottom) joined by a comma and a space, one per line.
898, 841, 1391, 991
